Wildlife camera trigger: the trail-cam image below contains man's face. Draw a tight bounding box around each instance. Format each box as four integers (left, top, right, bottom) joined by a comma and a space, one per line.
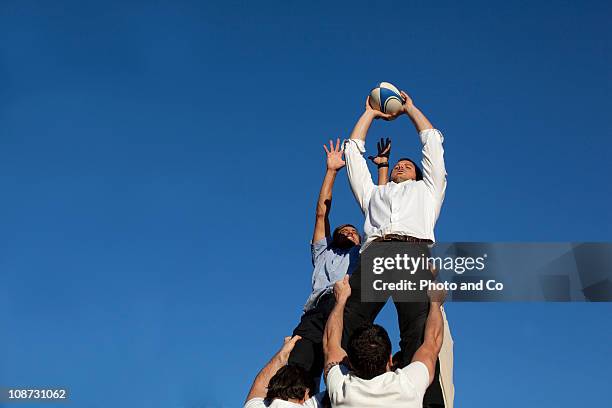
334, 226, 360, 247
391, 160, 417, 183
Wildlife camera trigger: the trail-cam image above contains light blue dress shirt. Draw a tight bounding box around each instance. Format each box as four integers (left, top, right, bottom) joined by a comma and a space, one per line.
303, 237, 360, 312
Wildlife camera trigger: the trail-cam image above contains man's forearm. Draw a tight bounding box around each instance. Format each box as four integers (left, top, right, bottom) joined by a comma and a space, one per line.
405, 105, 433, 133
245, 352, 285, 401
323, 299, 346, 354
424, 302, 444, 354
316, 169, 337, 216
349, 111, 376, 142
377, 165, 389, 185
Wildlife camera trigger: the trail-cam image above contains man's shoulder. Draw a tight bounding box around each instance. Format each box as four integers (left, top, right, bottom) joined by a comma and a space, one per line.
311, 237, 332, 263
325, 363, 350, 388
397, 361, 431, 395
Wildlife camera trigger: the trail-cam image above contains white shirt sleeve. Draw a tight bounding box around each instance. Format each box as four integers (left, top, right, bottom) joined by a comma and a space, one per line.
243, 397, 267, 408
325, 364, 348, 404
343, 139, 375, 213
400, 361, 431, 396
419, 129, 447, 216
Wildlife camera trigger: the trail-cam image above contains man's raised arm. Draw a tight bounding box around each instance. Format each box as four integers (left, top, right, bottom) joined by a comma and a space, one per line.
400, 90, 447, 206
245, 335, 301, 403
344, 98, 391, 211
411, 291, 445, 386
313, 139, 346, 243
322, 275, 351, 377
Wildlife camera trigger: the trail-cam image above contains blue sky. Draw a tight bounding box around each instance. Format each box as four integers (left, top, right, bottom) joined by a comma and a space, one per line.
1, 0, 611, 407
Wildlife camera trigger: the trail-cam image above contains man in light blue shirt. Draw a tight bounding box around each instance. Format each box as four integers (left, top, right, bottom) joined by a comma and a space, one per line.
303, 228, 360, 312
287, 138, 390, 390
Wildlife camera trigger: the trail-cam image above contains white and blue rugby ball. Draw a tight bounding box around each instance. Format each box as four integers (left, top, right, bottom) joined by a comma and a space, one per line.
369, 82, 405, 115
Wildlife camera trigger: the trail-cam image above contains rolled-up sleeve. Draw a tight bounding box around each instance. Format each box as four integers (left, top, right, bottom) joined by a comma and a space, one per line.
343, 139, 375, 213
420, 129, 447, 213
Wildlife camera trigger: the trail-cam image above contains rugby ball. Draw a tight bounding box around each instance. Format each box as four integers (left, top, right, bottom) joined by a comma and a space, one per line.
369, 82, 404, 115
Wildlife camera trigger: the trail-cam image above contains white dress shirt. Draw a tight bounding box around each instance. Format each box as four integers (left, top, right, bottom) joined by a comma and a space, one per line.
343, 129, 446, 249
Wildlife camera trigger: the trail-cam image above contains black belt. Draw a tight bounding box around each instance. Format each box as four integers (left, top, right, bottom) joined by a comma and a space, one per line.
374, 234, 433, 244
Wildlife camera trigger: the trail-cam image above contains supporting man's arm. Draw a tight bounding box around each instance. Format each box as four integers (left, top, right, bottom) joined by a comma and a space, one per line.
245, 335, 301, 403
313, 139, 345, 243
411, 292, 445, 386
323, 275, 351, 377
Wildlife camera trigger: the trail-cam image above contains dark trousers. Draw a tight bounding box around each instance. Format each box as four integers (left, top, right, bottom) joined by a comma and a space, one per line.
288, 292, 336, 393
342, 245, 445, 407
289, 243, 445, 407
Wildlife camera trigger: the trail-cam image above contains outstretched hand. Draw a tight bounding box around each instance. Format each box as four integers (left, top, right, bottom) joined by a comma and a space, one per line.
324, 138, 345, 171
368, 137, 391, 165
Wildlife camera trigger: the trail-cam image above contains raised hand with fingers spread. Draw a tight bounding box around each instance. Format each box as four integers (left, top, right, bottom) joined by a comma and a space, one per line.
323, 138, 345, 171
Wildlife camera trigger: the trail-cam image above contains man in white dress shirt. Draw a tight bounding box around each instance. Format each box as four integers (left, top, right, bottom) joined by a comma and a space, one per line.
340, 91, 448, 407
322, 276, 445, 408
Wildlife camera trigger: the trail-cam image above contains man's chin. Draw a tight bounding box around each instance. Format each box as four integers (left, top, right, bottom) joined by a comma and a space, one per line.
393, 176, 411, 183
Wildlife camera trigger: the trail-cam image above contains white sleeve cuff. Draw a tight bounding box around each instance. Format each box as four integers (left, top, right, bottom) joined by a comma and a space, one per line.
419, 129, 444, 145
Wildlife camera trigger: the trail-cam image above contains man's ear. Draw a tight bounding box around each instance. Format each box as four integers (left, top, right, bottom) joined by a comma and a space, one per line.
303, 389, 310, 402
387, 354, 394, 371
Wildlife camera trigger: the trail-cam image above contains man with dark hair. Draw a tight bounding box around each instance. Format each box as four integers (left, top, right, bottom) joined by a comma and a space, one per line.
322, 276, 445, 407
287, 138, 390, 389
244, 335, 323, 408
346, 324, 392, 380
266, 365, 316, 402
339, 91, 451, 407
344, 92, 446, 249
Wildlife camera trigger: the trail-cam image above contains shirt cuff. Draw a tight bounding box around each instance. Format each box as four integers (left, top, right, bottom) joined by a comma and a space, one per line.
343, 138, 366, 153
419, 129, 444, 145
